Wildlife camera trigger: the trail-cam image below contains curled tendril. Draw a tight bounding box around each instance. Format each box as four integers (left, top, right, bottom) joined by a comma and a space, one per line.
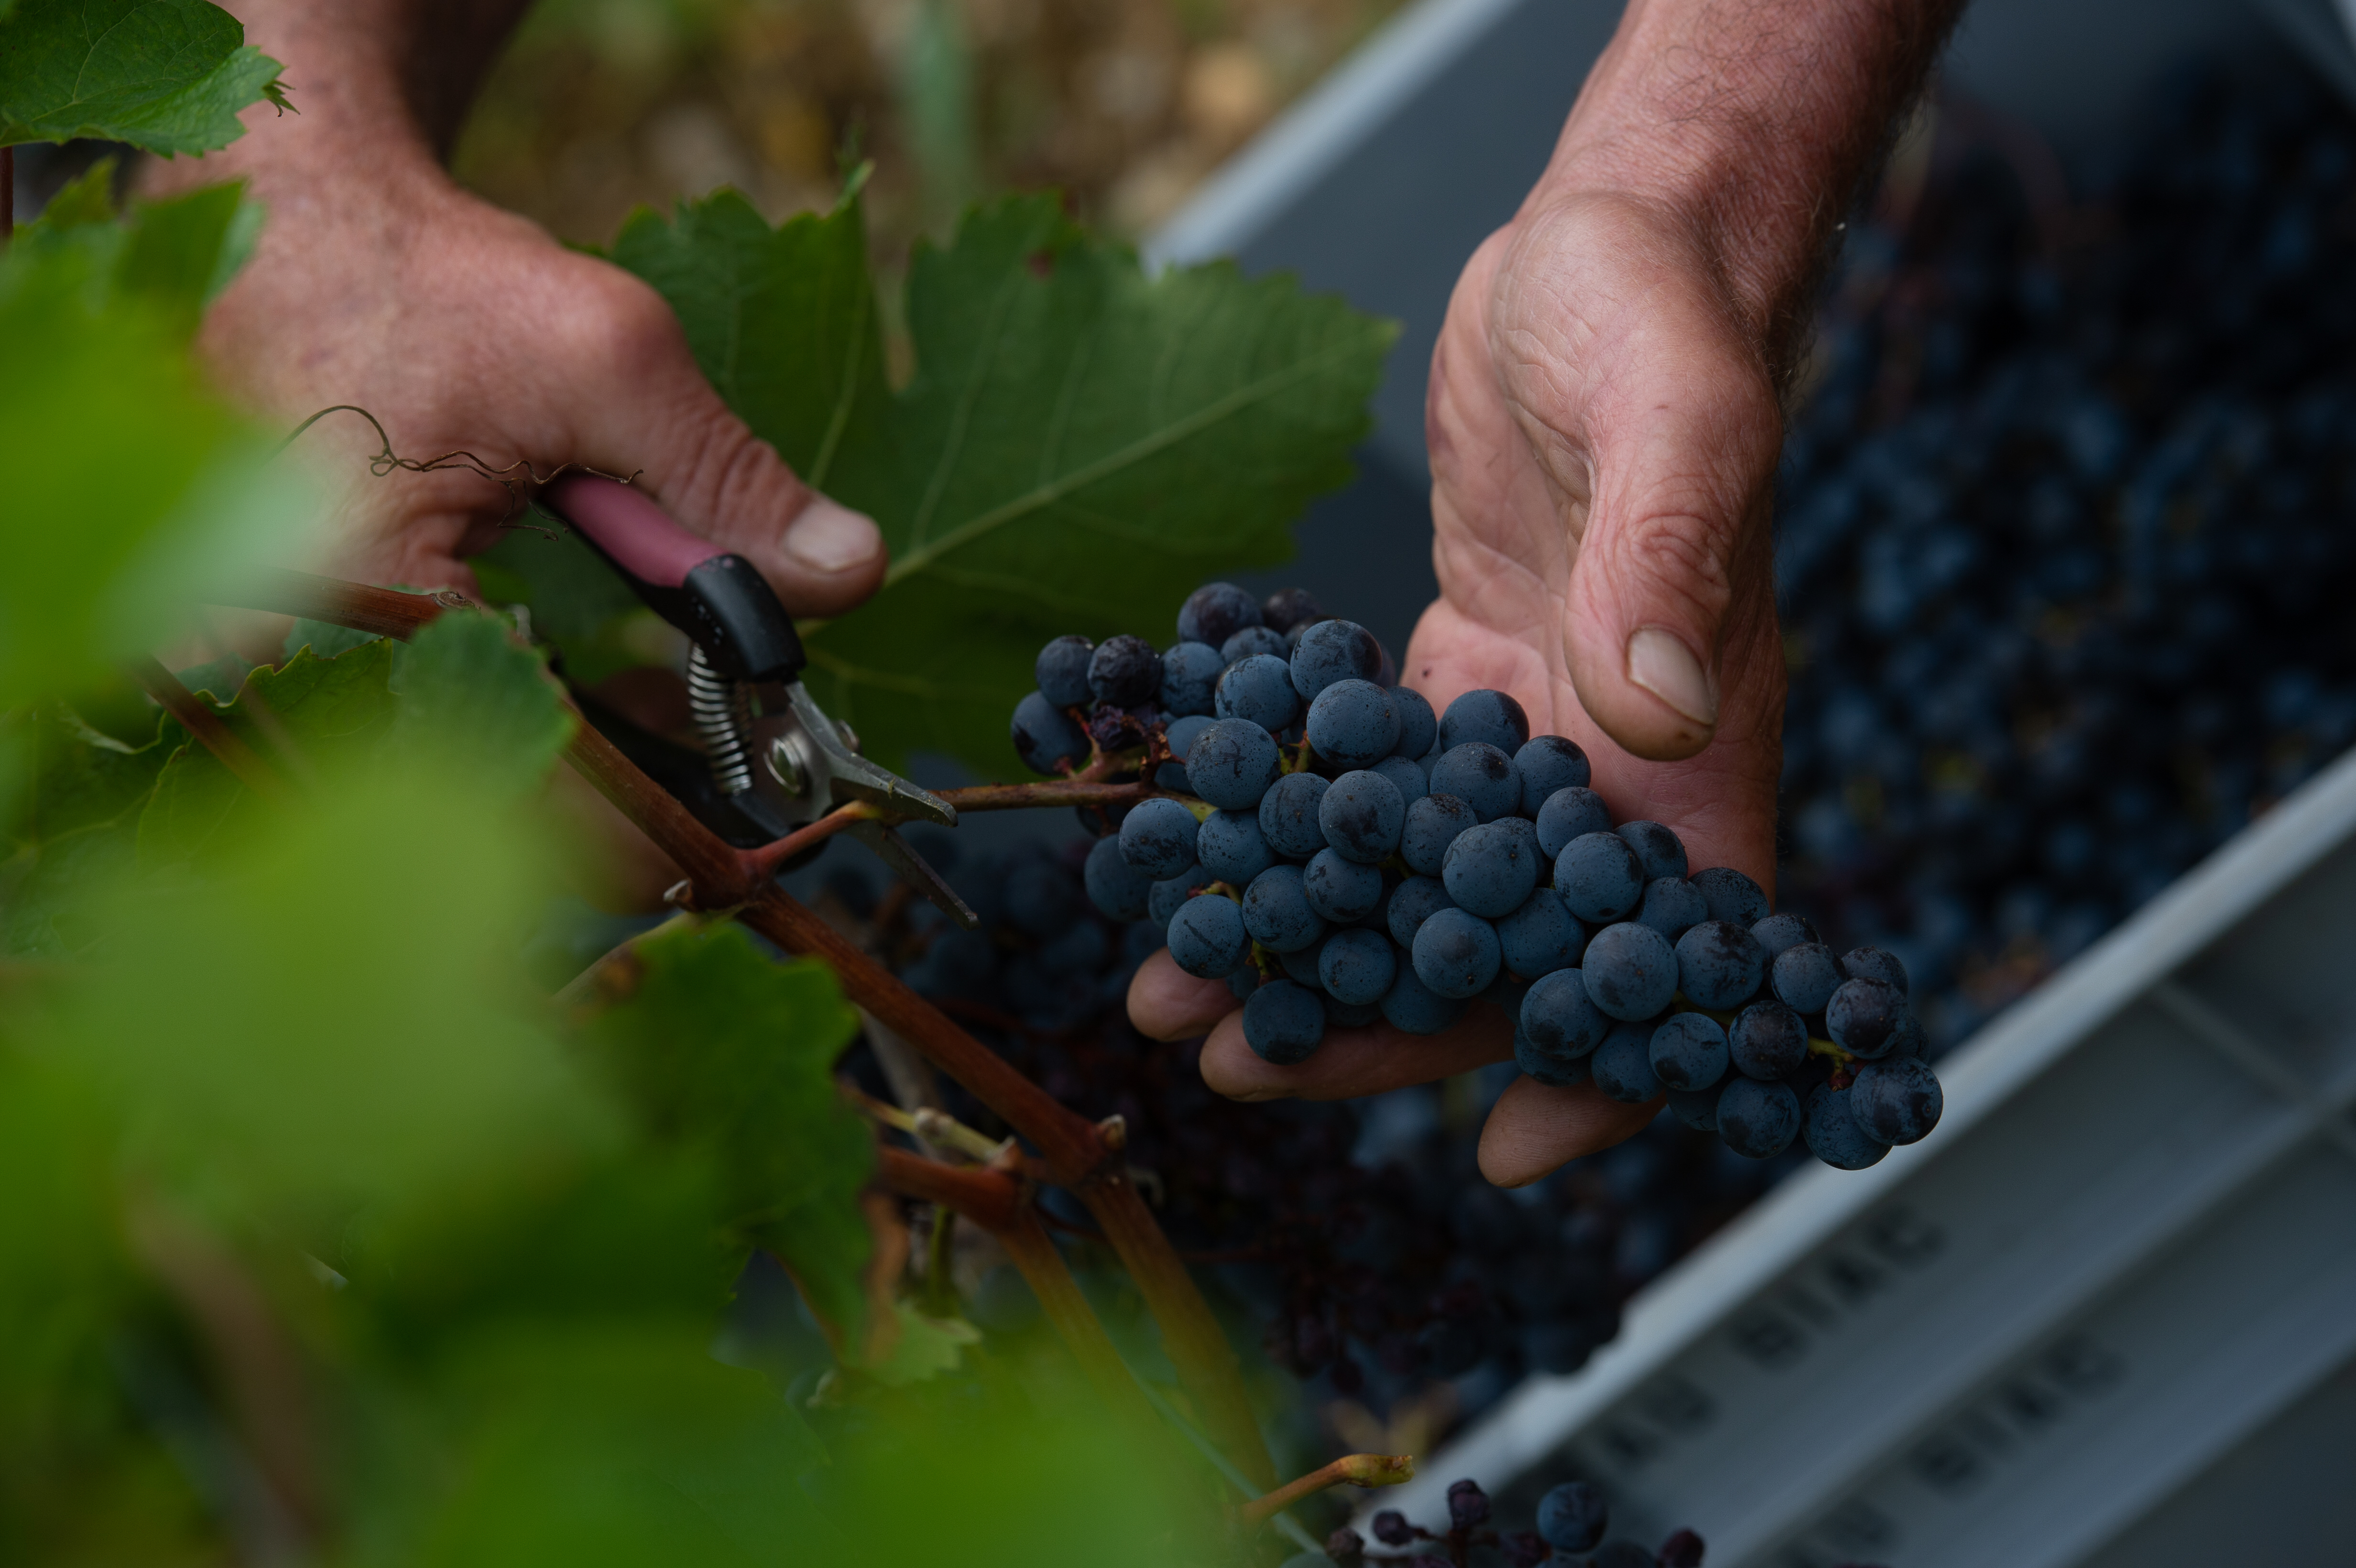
276, 404, 644, 536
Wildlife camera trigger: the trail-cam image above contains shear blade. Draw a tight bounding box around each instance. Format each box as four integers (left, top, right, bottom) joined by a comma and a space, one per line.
851, 820, 979, 929
782, 683, 957, 828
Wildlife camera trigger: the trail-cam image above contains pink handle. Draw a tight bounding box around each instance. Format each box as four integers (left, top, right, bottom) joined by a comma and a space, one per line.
544, 475, 720, 588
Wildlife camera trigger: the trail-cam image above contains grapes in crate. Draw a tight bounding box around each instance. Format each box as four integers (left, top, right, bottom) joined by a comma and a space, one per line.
1009, 584, 1943, 1168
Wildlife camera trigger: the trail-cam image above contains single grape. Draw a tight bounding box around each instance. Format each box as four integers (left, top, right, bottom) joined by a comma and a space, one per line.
1804, 1082, 1890, 1168
1843, 945, 1911, 995
1413, 907, 1502, 998
1320, 927, 1397, 1005
1242, 863, 1327, 952
1306, 677, 1401, 769
1442, 817, 1542, 917
1221, 625, 1290, 663
1616, 819, 1689, 881
1825, 978, 1908, 1058
1691, 865, 1770, 927
1439, 689, 1530, 754
1305, 848, 1386, 923
1371, 752, 1429, 806
1166, 894, 1249, 978
1324, 994, 1382, 1027
1370, 1511, 1416, 1548
1658, 1528, 1706, 1568
1087, 635, 1163, 707
1035, 634, 1095, 708
1084, 834, 1154, 920
1381, 963, 1467, 1034
1582, 922, 1679, 1020
1226, 968, 1261, 1002
1158, 641, 1223, 717
1728, 999, 1809, 1079
1178, 581, 1262, 646
1244, 979, 1326, 1063
1675, 920, 1768, 1010
1750, 911, 1822, 958
1516, 1022, 1593, 1088
1537, 1481, 1608, 1553
1278, 937, 1328, 990
1197, 808, 1276, 884
1289, 618, 1384, 700
1427, 742, 1521, 822
1649, 1011, 1730, 1091
1319, 769, 1407, 863
1259, 771, 1331, 859
1886, 1011, 1927, 1059
1157, 712, 1214, 790
1636, 876, 1710, 941
1401, 792, 1478, 876
1387, 874, 1456, 947
1521, 968, 1610, 1056
1556, 831, 1646, 923
1448, 1479, 1492, 1531
1147, 861, 1203, 926
1185, 718, 1282, 809
1012, 690, 1090, 774
1119, 796, 1201, 880
1771, 942, 1845, 1014
1534, 784, 1613, 858
1260, 586, 1323, 632
1852, 1056, 1942, 1143
1495, 886, 1584, 978
1718, 1075, 1802, 1158
1515, 734, 1591, 812
1390, 685, 1439, 758
1592, 1018, 1664, 1101
1666, 1085, 1719, 1130
1216, 653, 1302, 730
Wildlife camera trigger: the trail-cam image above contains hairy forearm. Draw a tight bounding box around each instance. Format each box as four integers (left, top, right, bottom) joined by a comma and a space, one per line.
1538, 0, 1967, 369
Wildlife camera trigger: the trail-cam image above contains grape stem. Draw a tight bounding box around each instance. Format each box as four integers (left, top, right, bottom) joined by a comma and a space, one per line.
1237, 1453, 1416, 1524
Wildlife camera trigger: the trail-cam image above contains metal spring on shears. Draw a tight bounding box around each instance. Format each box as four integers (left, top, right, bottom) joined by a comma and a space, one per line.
685, 645, 756, 796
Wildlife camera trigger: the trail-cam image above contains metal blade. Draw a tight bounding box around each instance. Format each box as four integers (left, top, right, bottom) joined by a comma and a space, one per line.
850, 820, 980, 928
783, 682, 958, 828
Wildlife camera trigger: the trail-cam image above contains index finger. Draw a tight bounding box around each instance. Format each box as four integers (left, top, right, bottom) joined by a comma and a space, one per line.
1197, 998, 1516, 1101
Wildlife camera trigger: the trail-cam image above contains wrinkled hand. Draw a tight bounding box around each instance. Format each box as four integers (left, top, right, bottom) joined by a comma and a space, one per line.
1131, 191, 1788, 1187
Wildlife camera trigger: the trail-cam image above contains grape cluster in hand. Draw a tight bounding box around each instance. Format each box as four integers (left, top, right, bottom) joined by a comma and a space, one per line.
1012, 585, 1945, 1167
1301, 1475, 1741, 1568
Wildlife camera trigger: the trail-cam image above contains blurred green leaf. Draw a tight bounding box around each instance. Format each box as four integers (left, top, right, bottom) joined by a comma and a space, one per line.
470, 517, 661, 684
0, 703, 171, 955
386, 612, 578, 798
13, 161, 264, 334
0, 0, 291, 155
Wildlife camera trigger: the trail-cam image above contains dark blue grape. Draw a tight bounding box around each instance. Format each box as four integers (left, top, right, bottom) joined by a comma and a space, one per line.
1216, 653, 1301, 730
1226, 967, 1261, 1001
1012, 690, 1090, 774
1185, 718, 1281, 809
1825, 978, 1907, 1058
1289, 618, 1383, 701
1448, 1479, 1492, 1531
1390, 685, 1438, 758
1648, 1012, 1730, 1091
1515, 735, 1591, 811
1401, 792, 1477, 876
1728, 1000, 1808, 1080
1852, 1056, 1942, 1143
1771, 942, 1845, 1014
1197, 808, 1275, 884
1556, 831, 1645, 923
1166, 894, 1249, 978
1221, 625, 1289, 663
1304, 848, 1385, 923
1242, 863, 1326, 952
1690, 865, 1770, 927
1887, 1012, 1926, 1060
1441, 817, 1542, 918
1387, 874, 1456, 947
1675, 920, 1768, 1009
1581, 922, 1678, 1020
1260, 587, 1323, 632
1320, 927, 1397, 1005
1306, 678, 1400, 768
1371, 753, 1428, 805
1590, 1019, 1664, 1102
1324, 995, 1382, 1027
1803, 1083, 1889, 1168
1157, 712, 1214, 789
1278, 938, 1327, 990
1005, 858, 1076, 937
1119, 796, 1200, 879
1496, 886, 1584, 978
1636, 876, 1709, 940
1382, 964, 1467, 1034
1319, 769, 1406, 863
1440, 689, 1530, 754
1521, 968, 1610, 1057
1516, 1023, 1593, 1088
1158, 642, 1223, 716
1084, 834, 1153, 920
1537, 1482, 1608, 1553
1244, 980, 1326, 1064
1534, 785, 1612, 858
1750, 911, 1821, 958
1616, 820, 1689, 881
1035, 635, 1094, 708
1178, 582, 1261, 646
1258, 771, 1330, 859
1843, 945, 1911, 995
1087, 635, 1163, 706
1718, 1075, 1801, 1157
1147, 861, 1203, 926
1427, 742, 1520, 822
1412, 907, 1502, 998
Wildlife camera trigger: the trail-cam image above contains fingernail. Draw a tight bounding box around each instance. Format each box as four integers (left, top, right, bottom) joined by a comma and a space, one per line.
782, 496, 883, 575
1625, 626, 1719, 727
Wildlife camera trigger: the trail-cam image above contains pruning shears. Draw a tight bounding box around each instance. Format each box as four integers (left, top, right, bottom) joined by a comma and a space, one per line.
539, 475, 975, 926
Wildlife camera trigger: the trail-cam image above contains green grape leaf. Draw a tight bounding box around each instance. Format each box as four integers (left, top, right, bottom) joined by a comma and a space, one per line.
12, 161, 263, 337
0, 704, 172, 956
385, 611, 577, 796
469, 514, 664, 684
612, 190, 1392, 775
579, 921, 872, 1342
0, 0, 291, 156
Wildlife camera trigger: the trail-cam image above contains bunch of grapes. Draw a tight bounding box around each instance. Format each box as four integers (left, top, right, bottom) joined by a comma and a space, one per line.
1011, 584, 1944, 1168
1298, 1475, 1755, 1568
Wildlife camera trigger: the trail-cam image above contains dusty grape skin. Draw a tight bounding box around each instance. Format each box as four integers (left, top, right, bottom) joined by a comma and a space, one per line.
1520, 968, 1610, 1057
1306, 677, 1400, 768
1011, 690, 1090, 774
1441, 817, 1542, 919
1243, 979, 1326, 1063
1582, 922, 1679, 1020
1242, 863, 1327, 953
1615, 819, 1689, 881
1439, 688, 1531, 754
1635, 876, 1710, 941
1852, 1056, 1943, 1143
1804, 1083, 1890, 1168
1166, 893, 1249, 978
1318, 769, 1407, 864
1185, 718, 1281, 810
1117, 795, 1200, 880
1157, 641, 1223, 716
1389, 684, 1439, 758
1514, 734, 1591, 812
1197, 808, 1276, 884
1288, 618, 1383, 701
1495, 886, 1584, 978
1772, 941, 1846, 1014
1035, 634, 1095, 708
1401, 792, 1478, 877
1411, 907, 1502, 999
1534, 785, 1612, 859
1087, 634, 1164, 706
1718, 1075, 1802, 1158
1556, 832, 1646, 924
1178, 581, 1262, 647
1084, 833, 1153, 920
1215, 652, 1301, 730
1319, 927, 1398, 1006
1427, 741, 1521, 822
1259, 770, 1331, 859
1648, 1011, 1731, 1092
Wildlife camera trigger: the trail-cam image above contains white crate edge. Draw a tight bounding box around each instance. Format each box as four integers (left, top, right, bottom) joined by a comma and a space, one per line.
1367, 738, 2356, 1528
